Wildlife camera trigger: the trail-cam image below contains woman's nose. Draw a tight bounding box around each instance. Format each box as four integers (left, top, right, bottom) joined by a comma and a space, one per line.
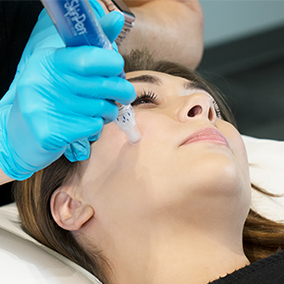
177, 93, 217, 123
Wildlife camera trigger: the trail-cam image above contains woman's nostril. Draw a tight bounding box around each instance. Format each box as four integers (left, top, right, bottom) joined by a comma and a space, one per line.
188, 105, 202, 117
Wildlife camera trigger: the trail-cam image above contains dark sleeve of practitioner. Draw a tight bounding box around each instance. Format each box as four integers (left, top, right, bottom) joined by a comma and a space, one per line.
0, 0, 43, 206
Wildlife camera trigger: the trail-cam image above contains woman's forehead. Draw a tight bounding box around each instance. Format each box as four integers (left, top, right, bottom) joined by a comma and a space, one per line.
125, 70, 210, 99
126, 70, 188, 86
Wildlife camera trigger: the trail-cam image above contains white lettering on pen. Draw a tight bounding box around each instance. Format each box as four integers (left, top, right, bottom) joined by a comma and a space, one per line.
64, 0, 87, 35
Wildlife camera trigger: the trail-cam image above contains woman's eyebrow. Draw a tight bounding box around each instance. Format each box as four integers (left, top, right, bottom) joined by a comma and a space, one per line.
183, 80, 207, 92
127, 75, 162, 85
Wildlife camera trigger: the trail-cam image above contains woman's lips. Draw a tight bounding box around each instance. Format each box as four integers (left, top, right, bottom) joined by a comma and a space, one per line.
181, 127, 229, 147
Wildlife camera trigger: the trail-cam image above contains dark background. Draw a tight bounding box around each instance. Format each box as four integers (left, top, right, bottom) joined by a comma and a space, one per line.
198, 25, 284, 141
0, 1, 43, 206
1, 1, 284, 206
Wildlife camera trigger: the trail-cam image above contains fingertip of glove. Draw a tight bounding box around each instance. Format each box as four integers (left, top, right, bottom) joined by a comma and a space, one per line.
109, 11, 125, 27
64, 140, 91, 162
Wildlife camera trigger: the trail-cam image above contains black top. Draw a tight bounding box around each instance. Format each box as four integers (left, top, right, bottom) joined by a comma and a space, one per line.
210, 250, 284, 284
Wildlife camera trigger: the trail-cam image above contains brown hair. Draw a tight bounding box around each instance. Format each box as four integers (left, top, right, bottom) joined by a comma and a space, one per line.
13, 49, 284, 283
243, 187, 284, 261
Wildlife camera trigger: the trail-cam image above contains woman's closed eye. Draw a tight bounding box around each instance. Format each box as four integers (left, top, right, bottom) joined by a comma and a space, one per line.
131, 90, 158, 107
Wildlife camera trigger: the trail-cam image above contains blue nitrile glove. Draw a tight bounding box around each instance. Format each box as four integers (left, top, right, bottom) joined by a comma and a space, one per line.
0, 45, 135, 180
0, 2, 125, 163
0, 0, 122, 106
64, 10, 126, 161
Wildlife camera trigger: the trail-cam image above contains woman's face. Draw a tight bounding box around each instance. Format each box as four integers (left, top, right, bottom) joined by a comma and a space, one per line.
78, 70, 251, 239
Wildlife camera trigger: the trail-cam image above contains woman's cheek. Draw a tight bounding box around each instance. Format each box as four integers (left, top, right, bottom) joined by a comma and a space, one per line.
135, 110, 173, 142
97, 122, 128, 148
99, 109, 165, 149
134, 111, 156, 139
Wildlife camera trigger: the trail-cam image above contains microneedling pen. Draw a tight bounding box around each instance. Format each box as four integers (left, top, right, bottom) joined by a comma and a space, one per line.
41, 0, 141, 144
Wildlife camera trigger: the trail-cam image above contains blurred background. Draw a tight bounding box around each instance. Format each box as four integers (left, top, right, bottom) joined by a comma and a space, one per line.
0, 0, 284, 205
198, 0, 284, 140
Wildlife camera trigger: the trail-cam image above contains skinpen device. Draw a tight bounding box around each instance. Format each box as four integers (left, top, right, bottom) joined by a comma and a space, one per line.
40, 0, 141, 144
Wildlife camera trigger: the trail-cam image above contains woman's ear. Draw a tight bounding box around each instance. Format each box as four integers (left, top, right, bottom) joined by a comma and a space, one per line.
50, 188, 94, 231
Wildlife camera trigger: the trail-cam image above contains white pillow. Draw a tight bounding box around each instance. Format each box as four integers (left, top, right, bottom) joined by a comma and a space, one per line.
0, 203, 102, 284
243, 135, 284, 222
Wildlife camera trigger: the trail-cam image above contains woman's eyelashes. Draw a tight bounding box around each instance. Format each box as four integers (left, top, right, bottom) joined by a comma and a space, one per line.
131, 89, 222, 119
211, 98, 222, 119
131, 90, 158, 107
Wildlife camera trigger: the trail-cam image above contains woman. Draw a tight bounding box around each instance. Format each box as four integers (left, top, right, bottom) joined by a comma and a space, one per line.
14, 50, 284, 284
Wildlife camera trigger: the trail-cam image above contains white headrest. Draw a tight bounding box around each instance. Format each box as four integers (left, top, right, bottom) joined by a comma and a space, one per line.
243, 135, 284, 222
0, 203, 102, 284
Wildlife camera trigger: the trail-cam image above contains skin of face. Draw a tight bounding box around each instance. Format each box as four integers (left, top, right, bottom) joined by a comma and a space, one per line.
79, 70, 251, 217
118, 0, 204, 70
54, 70, 252, 282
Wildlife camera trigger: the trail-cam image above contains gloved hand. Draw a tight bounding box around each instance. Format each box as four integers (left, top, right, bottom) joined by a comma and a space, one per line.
0, 1, 126, 163
0, 9, 136, 180
0, 0, 122, 106
0, 45, 135, 180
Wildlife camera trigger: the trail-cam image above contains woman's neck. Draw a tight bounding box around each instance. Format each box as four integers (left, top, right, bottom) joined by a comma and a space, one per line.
102, 220, 250, 284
